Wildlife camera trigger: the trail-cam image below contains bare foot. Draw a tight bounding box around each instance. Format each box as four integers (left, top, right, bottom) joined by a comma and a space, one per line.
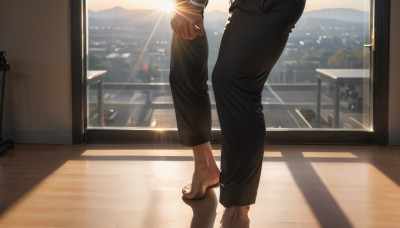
220, 206, 250, 228
182, 165, 220, 199
182, 142, 220, 200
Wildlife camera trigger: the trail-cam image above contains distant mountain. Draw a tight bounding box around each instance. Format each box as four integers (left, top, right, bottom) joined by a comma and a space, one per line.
89, 6, 131, 19
302, 8, 368, 23
88, 6, 169, 29
88, 7, 368, 28
88, 6, 159, 21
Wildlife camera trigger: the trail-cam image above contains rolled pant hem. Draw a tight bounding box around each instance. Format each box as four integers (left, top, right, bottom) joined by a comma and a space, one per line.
219, 188, 257, 207
179, 131, 212, 147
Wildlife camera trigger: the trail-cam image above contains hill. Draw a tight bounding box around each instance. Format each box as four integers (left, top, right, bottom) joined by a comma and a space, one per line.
88, 7, 368, 30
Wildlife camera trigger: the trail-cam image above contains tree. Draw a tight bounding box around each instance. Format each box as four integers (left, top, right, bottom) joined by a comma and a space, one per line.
328, 48, 364, 68
300, 48, 332, 67
88, 52, 111, 70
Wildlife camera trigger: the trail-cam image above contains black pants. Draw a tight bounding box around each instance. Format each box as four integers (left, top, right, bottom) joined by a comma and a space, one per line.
170, 34, 211, 147
170, 0, 305, 207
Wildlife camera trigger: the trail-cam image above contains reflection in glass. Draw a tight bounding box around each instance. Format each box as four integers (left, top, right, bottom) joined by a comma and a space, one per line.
86, 0, 372, 130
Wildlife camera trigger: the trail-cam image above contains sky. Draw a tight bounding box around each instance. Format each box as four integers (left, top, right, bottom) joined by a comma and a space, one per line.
88, 0, 370, 12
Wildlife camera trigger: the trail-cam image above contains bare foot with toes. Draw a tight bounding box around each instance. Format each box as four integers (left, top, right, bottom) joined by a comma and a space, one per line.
182, 142, 220, 200
182, 165, 220, 199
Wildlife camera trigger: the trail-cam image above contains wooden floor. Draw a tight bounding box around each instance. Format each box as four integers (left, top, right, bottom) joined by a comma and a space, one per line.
0, 144, 399, 228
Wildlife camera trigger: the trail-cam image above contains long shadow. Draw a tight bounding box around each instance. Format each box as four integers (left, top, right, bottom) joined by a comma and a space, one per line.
0, 146, 87, 215
281, 150, 353, 228
2, 143, 398, 227
0, 144, 208, 218
272, 146, 400, 228
0, 143, 201, 215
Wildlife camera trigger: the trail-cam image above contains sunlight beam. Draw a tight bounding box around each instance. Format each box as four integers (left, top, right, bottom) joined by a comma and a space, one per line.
155, 0, 175, 12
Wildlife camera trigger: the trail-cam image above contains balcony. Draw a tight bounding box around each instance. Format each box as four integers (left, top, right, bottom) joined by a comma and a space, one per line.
87, 69, 369, 131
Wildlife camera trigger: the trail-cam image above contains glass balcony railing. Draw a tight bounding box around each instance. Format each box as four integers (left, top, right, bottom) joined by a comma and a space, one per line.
87, 74, 368, 130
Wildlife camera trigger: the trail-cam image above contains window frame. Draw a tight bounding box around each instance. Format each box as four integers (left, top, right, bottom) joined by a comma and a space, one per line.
71, 0, 390, 145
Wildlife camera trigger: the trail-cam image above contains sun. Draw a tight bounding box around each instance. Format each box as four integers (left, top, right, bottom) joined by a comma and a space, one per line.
156, 0, 175, 12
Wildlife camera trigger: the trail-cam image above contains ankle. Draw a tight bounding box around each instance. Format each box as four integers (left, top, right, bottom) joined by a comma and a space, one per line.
192, 146, 218, 171
221, 206, 250, 228
226, 206, 250, 214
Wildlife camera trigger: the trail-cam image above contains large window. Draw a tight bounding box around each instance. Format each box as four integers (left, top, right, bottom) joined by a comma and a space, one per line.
72, 0, 390, 144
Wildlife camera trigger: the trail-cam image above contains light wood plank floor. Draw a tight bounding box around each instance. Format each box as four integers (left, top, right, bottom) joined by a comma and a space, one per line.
0, 144, 399, 228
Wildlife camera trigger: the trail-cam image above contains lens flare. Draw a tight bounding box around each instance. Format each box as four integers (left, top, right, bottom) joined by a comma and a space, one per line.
157, 0, 175, 12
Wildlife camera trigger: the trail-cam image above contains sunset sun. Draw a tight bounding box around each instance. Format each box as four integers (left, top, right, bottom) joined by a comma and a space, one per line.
157, 0, 175, 12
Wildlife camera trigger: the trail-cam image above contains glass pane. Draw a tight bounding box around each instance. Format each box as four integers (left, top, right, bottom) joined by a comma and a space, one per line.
86, 0, 372, 130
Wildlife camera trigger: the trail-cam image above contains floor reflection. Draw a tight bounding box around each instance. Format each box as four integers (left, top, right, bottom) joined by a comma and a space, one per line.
183, 188, 218, 228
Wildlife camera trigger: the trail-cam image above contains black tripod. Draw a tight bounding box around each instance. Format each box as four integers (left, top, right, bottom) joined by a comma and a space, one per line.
0, 51, 15, 156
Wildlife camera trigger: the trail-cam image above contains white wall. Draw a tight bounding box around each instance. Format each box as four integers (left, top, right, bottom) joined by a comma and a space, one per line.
388, 0, 400, 145
0, 0, 72, 144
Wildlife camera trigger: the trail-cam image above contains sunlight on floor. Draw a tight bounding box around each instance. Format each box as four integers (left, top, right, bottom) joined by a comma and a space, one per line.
1, 145, 399, 227
302, 152, 358, 158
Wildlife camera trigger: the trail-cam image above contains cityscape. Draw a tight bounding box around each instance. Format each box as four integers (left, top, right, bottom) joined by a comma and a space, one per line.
87, 6, 371, 130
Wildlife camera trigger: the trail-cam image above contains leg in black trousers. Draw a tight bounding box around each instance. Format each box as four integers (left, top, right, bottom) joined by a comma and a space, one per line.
212, 0, 306, 208
170, 33, 220, 200
170, 34, 211, 147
